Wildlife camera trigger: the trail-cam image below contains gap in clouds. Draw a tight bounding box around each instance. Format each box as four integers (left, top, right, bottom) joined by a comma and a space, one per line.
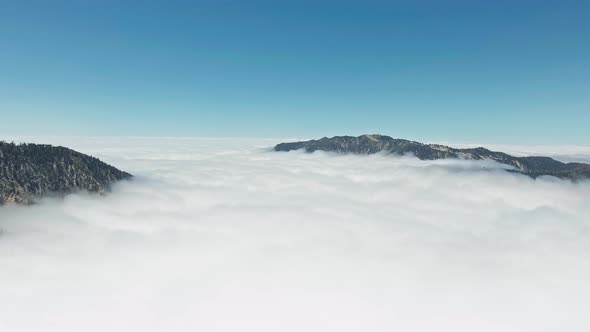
1, 138, 590, 332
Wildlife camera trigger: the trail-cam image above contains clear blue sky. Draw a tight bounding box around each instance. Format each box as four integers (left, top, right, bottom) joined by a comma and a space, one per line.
1, 0, 589, 143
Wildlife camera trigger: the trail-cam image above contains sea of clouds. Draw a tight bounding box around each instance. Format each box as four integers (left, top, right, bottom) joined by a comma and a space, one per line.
1, 137, 590, 332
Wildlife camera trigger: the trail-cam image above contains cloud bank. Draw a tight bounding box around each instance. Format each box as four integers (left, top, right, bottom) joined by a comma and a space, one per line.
1, 137, 590, 332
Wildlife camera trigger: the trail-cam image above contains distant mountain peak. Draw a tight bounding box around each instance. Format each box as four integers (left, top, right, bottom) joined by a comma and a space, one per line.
362, 134, 381, 142
274, 134, 590, 181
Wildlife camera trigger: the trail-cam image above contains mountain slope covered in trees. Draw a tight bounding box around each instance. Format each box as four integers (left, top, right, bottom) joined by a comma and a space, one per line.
0, 141, 132, 204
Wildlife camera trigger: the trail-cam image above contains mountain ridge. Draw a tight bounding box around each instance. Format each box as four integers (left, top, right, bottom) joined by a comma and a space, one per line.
0, 141, 132, 204
274, 134, 590, 180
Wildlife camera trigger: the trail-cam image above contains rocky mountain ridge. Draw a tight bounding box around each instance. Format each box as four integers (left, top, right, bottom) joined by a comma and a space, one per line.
274, 134, 590, 180
0, 141, 132, 204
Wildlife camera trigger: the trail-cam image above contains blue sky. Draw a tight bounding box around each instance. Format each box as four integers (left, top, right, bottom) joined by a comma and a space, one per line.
1, 0, 589, 143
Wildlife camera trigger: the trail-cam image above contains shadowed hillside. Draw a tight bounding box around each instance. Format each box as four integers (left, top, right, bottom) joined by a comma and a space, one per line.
0, 141, 132, 204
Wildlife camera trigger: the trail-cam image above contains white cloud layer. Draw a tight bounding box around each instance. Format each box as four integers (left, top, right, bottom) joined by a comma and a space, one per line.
1, 137, 590, 332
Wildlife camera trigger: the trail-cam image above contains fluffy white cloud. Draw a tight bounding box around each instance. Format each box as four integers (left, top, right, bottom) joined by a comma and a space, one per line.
1, 137, 590, 332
